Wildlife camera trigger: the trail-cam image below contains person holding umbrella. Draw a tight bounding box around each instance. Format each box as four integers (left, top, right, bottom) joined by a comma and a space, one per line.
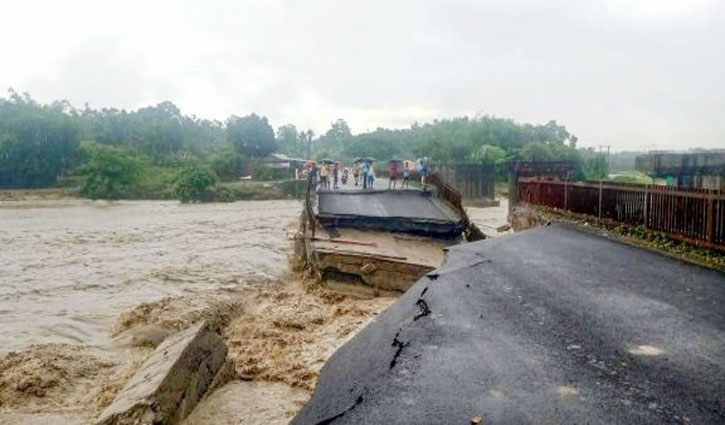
367, 159, 376, 189
361, 159, 370, 189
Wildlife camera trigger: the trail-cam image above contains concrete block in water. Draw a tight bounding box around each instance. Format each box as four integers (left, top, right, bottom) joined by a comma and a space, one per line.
96, 321, 227, 425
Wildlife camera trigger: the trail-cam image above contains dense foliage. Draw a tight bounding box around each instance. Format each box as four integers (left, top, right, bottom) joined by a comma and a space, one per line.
78, 142, 144, 199
227, 114, 276, 158
0, 89, 624, 194
0, 91, 82, 187
174, 165, 218, 202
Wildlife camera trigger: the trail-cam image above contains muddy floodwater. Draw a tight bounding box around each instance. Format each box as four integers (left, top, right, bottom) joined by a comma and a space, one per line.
0, 199, 300, 353
1, 198, 395, 424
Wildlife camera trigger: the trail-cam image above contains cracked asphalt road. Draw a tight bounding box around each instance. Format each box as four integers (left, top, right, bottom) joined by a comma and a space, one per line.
292, 224, 725, 424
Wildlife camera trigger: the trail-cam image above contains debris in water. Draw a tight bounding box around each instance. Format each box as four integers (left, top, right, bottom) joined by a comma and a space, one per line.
556, 385, 579, 398
629, 345, 664, 356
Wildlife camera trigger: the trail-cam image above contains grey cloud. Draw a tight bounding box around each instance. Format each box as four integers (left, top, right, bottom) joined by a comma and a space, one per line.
6, 0, 724, 150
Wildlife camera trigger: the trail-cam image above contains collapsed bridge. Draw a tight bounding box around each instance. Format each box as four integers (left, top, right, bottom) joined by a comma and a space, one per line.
297, 175, 483, 292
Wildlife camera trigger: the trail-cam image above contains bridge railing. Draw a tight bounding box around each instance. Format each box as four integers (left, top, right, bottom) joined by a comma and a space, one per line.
517, 178, 725, 250
429, 173, 486, 241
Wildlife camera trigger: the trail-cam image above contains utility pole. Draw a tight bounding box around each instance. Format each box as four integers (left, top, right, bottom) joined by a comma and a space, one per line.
597, 145, 610, 220
598, 145, 611, 179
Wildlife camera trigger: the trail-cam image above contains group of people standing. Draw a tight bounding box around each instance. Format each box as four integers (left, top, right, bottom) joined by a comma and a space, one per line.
316, 161, 346, 190
307, 157, 428, 191
352, 160, 377, 189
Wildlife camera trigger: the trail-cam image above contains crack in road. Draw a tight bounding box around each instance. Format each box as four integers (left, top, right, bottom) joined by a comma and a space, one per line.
413, 298, 431, 321
390, 331, 410, 369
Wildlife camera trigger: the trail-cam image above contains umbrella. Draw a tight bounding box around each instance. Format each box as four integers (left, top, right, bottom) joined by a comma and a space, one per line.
389, 158, 403, 163
320, 158, 335, 164
353, 157, 363, 163
364, 157, 376, 163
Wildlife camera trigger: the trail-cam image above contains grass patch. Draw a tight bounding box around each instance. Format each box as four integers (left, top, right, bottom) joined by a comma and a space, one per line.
609, 171, 652, 184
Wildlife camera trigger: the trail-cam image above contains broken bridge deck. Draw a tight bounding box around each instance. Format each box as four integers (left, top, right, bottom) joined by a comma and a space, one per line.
298, 180, 478, 292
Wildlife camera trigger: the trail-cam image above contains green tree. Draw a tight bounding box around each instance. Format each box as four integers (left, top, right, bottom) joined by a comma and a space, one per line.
78, 141, 144, 199
227, 114, 276, 158
174, 165, 218, 202
470, 144, 507, 165
342, 132, 402, 160
301, 129, 314, 158
0, 90, 82, 187
315, 119, 352, 157
276, 123, 303, 157
519, 142, 554, 162
210, 148, 243, 181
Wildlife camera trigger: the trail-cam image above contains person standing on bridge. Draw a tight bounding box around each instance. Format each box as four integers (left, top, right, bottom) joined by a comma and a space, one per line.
418, 157, 428, 188
388, 160, 398, 190
402, 160, 410, 189
332, 162, 339, 189
320, 162, 329, 190
368, 162, 376, 189
361, 160, 370, 189
309, 162, 318, 189
353, 161, 361, 186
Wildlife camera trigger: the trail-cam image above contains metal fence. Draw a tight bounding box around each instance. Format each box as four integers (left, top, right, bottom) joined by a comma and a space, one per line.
428, 173, 486, 241
517, 178, 725, 249
433, 164, 495, 201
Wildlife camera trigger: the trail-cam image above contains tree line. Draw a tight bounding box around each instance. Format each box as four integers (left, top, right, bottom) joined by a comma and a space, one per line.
0, 90, 611, 194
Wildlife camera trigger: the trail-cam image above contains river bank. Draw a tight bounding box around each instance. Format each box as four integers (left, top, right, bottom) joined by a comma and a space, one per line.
0, 198, 395, 424
0, 179, 306, 203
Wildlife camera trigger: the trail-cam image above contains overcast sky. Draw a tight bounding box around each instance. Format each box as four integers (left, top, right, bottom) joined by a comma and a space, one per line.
1, 0, 723, 151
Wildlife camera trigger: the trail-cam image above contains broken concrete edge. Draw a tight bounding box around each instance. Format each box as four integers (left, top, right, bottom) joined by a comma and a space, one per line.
205, 358, 236, 396
292, 246, 461, 424
95, 320, 228, 425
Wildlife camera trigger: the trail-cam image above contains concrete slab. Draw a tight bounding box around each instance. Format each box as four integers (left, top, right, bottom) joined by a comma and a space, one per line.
311, 227, 447, 291
293, 224, 725, 424
316, 190, 464, 237
318, 190, 456, 221
96, 321, 227, 425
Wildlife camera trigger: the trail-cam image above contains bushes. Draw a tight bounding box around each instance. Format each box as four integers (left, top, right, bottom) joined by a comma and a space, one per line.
174, 166, 218, 202
210, 149, 244, 180
253, 165, 293, 181
278, 179, 307, 198
78, 142, 144, 199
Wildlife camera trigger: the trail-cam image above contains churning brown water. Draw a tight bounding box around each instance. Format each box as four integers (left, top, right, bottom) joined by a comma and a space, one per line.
0, 199, 301, 353
1, 197, 396, 424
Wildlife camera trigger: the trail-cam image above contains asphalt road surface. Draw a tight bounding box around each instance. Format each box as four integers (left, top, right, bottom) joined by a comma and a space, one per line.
293, 224, 725, 424
318, 190, 456, 221
316, 186, 464, 237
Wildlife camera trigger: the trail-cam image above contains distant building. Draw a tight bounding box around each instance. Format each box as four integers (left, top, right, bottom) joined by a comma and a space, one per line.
635, 151, 725, 190
262, 153, 305, 169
